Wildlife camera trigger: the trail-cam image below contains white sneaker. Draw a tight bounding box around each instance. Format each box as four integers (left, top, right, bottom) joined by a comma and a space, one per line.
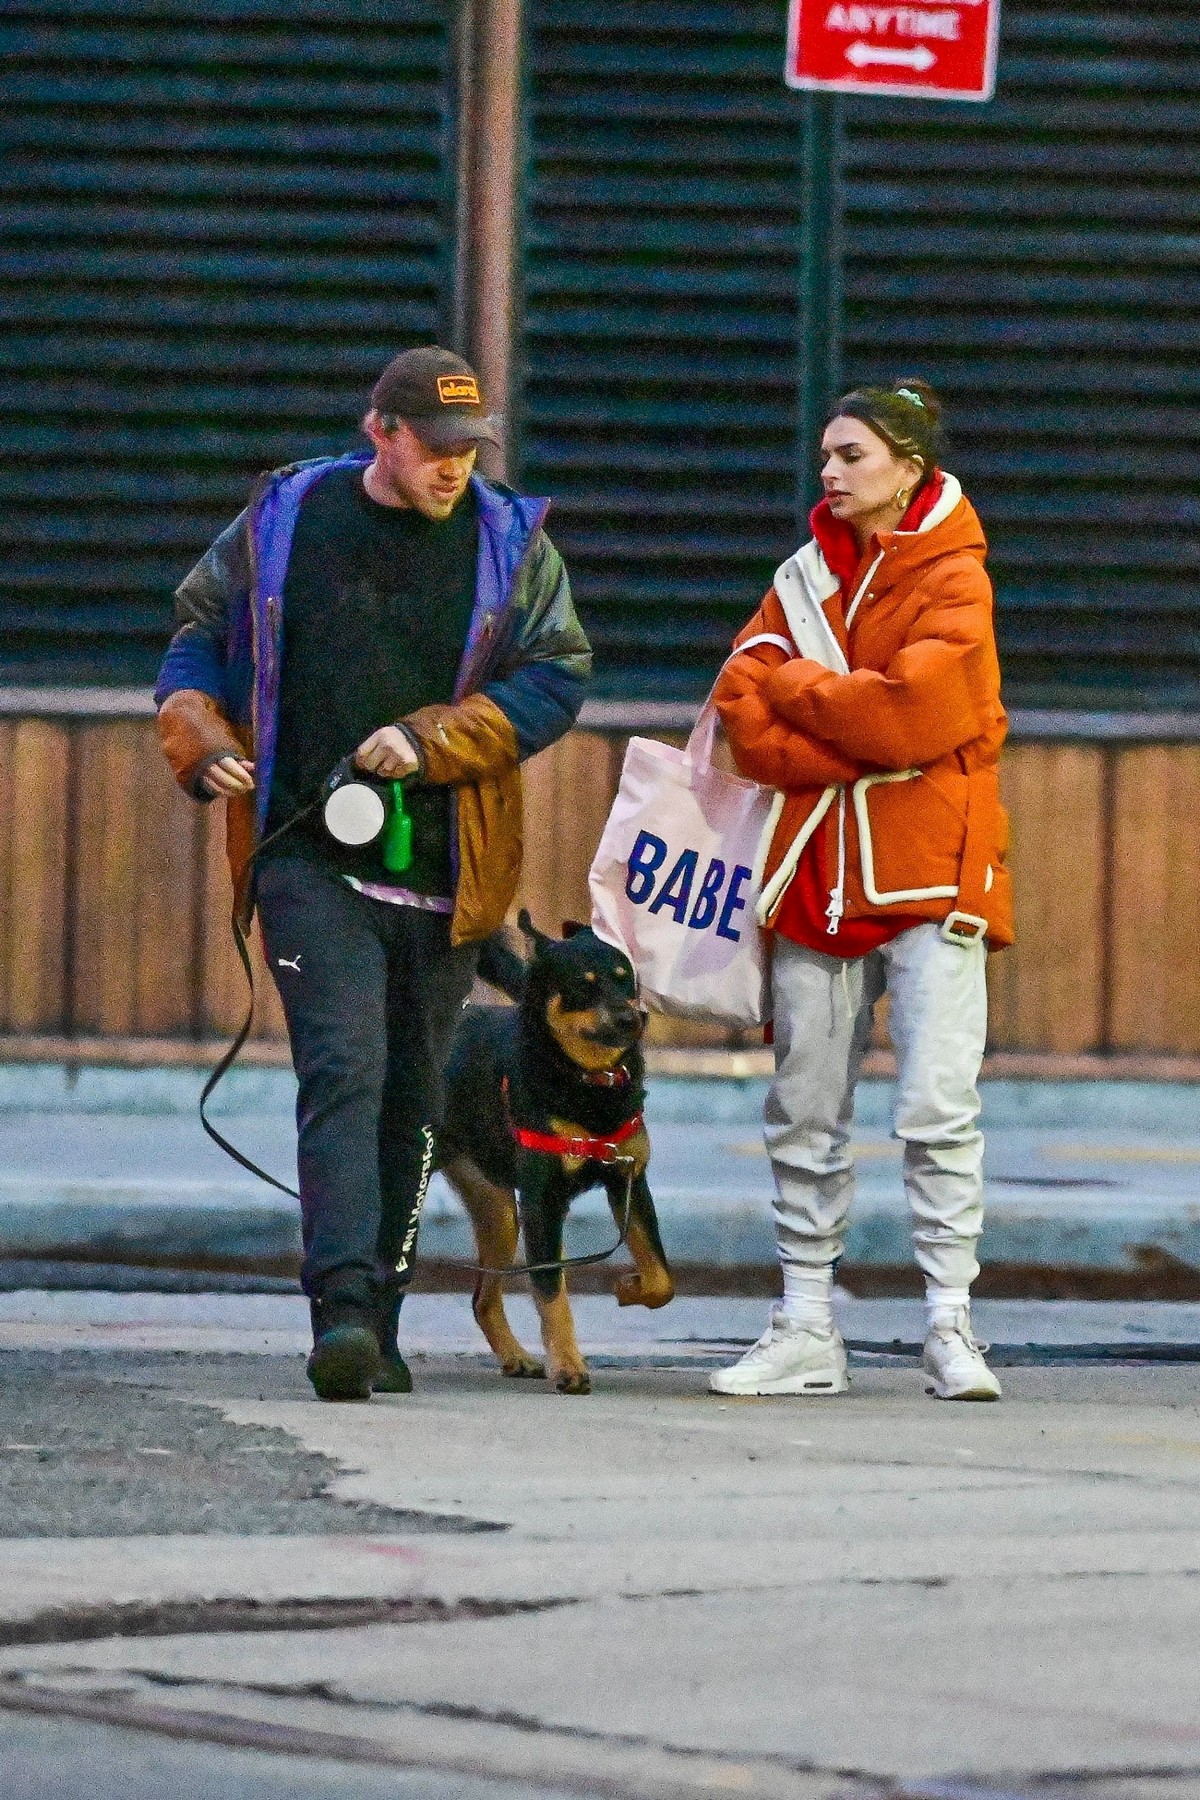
922, 1309, 1001, 1401
709, 1308, 849, 1397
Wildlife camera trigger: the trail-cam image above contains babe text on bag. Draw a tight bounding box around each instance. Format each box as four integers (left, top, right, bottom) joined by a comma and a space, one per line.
588, 634, 793, 1028
624, 833, 753, 944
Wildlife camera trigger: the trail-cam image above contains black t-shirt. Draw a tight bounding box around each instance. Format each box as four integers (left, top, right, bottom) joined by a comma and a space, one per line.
265, 466, 480, 894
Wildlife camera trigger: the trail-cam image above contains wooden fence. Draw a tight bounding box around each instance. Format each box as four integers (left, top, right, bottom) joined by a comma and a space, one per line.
2, 702, 1198, 1059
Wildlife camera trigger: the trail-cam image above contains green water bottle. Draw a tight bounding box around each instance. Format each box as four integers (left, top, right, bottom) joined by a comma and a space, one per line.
381, 780, 414, 875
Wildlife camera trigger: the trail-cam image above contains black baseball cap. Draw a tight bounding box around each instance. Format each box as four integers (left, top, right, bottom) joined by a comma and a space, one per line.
369, 346, 502, 449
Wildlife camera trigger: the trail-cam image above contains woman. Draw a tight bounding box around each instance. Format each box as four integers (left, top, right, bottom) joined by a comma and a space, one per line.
710, 379, 1012, 1401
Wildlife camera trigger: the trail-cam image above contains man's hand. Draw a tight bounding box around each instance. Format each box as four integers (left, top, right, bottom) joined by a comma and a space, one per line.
354, 725, 420, 780
201, 755, 256, 798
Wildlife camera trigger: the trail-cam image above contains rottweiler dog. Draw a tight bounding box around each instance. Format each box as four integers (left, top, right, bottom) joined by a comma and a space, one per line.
438, 912, 674, 1394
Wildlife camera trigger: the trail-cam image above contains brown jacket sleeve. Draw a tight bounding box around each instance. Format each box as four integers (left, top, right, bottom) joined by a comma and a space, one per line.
713, 591, 863, 790
400, 693, 520, 786
157, 689, 249, 798
762, 565, 997, 771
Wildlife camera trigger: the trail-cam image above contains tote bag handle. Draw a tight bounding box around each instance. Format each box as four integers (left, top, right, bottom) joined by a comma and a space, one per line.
683, 632, 796, 767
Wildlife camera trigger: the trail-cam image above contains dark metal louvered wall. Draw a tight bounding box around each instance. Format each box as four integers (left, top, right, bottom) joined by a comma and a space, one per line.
4, 2, 1197, 705
845, 0, 1200, 711
521, 1, 1200, 708
522, 3, 803, 703
0, 1, 455, 685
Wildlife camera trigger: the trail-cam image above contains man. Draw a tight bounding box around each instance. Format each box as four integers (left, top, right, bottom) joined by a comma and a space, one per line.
156, 347, 591, 1401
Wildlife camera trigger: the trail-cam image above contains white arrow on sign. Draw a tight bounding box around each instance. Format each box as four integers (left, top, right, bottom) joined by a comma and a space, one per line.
845, 41, 937, 71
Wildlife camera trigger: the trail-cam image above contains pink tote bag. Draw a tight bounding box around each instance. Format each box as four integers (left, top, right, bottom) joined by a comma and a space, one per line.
588, 635, 791, 1026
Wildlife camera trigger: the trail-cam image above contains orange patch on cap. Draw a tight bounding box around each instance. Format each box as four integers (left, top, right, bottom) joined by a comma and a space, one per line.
437, 374, 480, 406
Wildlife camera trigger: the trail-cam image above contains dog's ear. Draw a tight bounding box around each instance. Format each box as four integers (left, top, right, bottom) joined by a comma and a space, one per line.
517, 908, 554, 953
561, 919, 588, 939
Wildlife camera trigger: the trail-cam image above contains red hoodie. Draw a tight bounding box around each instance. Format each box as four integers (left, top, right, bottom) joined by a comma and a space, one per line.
773, 476, 944, 959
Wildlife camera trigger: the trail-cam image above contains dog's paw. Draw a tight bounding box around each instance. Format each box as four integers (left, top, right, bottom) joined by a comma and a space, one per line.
552, 1368, 592, 1396
501, 1355, 545, 1379
614, 1270, 675, 1311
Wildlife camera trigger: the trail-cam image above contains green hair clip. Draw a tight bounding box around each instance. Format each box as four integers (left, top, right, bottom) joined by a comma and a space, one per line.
895, 387, 926, 408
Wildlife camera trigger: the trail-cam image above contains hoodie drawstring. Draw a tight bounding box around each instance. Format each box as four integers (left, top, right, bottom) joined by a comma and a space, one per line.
825, 788, 846, 937
826, 958, 857, 1038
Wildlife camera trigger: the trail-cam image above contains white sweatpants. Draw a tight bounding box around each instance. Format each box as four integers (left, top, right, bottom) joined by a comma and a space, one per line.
765, 924, 988, 1291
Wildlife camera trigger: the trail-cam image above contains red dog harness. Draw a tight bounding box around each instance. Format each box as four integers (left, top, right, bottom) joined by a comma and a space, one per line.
501, 1077, 644, 1165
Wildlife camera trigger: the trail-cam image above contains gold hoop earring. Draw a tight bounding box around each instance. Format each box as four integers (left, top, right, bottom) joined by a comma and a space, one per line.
895, 486, 911, 509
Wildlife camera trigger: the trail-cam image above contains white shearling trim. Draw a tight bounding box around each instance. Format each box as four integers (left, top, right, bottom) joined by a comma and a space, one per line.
775, 537, 839, 609
773, 556, 849, 673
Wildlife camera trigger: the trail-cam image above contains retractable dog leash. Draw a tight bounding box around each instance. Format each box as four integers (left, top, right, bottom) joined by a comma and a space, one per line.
200, 761, 641, 1277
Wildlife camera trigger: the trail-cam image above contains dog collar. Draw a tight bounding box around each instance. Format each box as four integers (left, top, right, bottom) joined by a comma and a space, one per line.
501, 1078, 643, 1164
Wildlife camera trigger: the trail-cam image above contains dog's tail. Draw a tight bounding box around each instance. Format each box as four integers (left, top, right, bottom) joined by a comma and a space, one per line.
476, 926, 528, 1003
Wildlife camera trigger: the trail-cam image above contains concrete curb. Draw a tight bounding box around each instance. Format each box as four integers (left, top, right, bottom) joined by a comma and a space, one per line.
1, 1174, 1199, 1282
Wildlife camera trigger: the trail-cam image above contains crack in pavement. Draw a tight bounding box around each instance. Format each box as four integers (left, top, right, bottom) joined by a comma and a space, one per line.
12, 1667, 1200, 1800
842, 1344, 1200, 1367
4, 1560, 1190, 1653
0, 1664, 874, 1779
0, 1593, 579, 1648
0, 1667, 876, 1800
670, 1461, 1200, 1497
862, 1773, 1200, 1798
8, 1664, 1200, 1800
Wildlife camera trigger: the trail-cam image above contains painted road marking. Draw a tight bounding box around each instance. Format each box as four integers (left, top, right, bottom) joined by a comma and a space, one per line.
1047, 1143, 1200, 1164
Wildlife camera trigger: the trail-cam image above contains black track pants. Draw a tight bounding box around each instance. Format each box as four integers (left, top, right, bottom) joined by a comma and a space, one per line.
255, 855, 478, 1299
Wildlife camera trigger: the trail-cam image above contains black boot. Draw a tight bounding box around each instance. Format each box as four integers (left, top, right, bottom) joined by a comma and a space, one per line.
372, 1287, 413, 1395
307, 1278, 381, 1402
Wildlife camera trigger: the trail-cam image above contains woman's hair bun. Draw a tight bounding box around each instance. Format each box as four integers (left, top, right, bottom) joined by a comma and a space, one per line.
890, 377, 942, 424
832, 375, 946, 479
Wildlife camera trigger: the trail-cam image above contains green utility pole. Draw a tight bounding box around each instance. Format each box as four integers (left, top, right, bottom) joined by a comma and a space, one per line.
796, 90, 845, 528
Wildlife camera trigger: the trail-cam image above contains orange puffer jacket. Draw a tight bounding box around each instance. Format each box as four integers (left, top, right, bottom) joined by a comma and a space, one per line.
714, 475, 1014, 949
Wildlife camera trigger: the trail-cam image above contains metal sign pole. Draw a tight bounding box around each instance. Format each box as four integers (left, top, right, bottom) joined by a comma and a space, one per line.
796, 89, 844, 529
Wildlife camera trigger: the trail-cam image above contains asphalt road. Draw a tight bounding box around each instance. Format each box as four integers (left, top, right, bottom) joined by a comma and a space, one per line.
0, 1351, 483, 1540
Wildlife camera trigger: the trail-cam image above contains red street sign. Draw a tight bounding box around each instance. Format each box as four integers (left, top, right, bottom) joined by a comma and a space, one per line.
786, 0, 1000, 102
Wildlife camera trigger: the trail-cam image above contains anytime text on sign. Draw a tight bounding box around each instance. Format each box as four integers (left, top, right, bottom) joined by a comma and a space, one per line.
786, 0, 1000, 102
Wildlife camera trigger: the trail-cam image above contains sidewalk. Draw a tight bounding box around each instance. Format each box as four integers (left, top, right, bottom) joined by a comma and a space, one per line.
1, 1063, 1199, 1288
